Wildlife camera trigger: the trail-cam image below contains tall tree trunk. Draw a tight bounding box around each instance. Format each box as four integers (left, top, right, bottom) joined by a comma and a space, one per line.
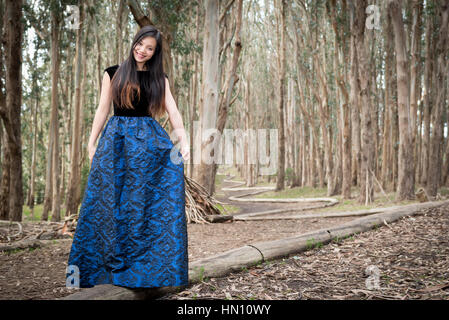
212, 0, 243, 189
59, 63, 71, 210
50, 8, 62, 222
0, 127, 10, 221
381, 11, 394, 191
421, 10, 433, 186
244, 74, 255, 187
27, 93, 39, 218
275, 0, 286, 191
410, 0, 422, 187
286, 77, 293, 185
389, 0, 416, 200
1, 0, 23, 221
349, 12, 361, 191
90, 1, 103, 97
291, 76, 300, 188
194, 0, 220, 195
427, 2, 449, 197
352, 0, 375, 204
116, 0, 125, 64
0, 0, 9, 221
65, 0, 85, 217
328, 0, 346, 196
314, 43, 334, 196
189, 6, 202, 179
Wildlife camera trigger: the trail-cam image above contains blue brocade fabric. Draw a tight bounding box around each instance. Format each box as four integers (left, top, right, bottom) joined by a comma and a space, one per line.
66, 115, 188, 289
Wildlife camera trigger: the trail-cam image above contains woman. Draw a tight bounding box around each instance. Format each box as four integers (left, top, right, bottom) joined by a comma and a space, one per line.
66, 25, 190, 290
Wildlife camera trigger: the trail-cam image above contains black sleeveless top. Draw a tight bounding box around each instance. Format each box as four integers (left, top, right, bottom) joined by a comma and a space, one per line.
104, 64, 168, 117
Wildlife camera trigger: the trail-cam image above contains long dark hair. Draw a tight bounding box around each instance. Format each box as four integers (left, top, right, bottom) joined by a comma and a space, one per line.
110, 25, 166, 118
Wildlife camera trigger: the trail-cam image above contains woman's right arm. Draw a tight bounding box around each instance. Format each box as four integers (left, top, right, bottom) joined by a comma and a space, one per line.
88, 71, 113, 149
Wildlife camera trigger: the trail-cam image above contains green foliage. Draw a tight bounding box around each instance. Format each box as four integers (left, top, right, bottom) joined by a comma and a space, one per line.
194, 266, 206, 283
306, 238, 323, 249
332, 236, 342, 244
5, 247, 37, 255
285, 167, 295, 184
23, 204, 44, 221
214, 203, 240, 215
6, 248, 24, 255
215, 174, 226, 186
306, 238, 316, 250
438, 187, 449, 197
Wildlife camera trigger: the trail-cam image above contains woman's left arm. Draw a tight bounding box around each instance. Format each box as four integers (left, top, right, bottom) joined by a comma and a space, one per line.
164, 77, 190, 161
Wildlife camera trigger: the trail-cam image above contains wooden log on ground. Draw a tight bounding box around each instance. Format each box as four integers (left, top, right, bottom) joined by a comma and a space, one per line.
0, 238, 72, 252
222, 178, 244, 185
228, 194, 339, 204
60, 284, 187, 300
233, 202, 425, 220
221, 186, 275, 191
60, 199, 449, 300
204, 214, 234, 223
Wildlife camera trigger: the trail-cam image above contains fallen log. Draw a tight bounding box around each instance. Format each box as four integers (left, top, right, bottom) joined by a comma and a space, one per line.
204, 214, 234, 223
221, 186, 275, 191
60, 284, 186, 300
233, 202, 424, 220
60, 199, 449, 300
0, 238, 72, 253
226, 190, 339, 215
228, 193, 339, 204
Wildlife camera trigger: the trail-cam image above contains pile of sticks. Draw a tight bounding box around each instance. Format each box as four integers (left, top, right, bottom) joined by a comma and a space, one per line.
184, 174, 225, 224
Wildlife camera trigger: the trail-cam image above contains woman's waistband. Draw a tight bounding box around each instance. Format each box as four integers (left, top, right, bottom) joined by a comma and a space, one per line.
112, 114, 153, 118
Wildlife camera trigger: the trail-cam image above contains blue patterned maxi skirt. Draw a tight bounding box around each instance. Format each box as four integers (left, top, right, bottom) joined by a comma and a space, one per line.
66, 115, 188, 289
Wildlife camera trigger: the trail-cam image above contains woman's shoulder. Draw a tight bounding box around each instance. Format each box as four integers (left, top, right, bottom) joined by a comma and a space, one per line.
104, 64, 119, 79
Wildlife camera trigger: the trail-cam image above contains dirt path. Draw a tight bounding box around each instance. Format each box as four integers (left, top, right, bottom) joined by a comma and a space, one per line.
216, 179, 330, 215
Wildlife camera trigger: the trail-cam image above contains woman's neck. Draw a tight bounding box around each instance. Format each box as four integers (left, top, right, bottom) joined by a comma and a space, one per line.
136, 62, 147, 71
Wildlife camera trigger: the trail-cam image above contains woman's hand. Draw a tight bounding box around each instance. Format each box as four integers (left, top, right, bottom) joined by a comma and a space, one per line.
88, 144, 97, 166
180, 143, 190, 162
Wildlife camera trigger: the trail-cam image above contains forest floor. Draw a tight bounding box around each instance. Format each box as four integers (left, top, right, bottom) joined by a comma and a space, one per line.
162, 202, 449, 300
1, 176, 448, 300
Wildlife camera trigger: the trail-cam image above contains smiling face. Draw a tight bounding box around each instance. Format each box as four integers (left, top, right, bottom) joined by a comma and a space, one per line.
133, 36, 157, 64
